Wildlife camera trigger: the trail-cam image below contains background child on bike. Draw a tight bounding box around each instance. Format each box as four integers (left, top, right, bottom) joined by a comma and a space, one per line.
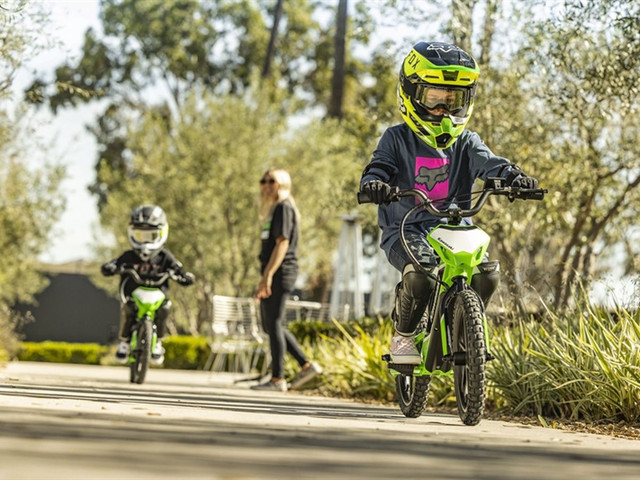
101, 205, 195, 364
359, 41, 539, 365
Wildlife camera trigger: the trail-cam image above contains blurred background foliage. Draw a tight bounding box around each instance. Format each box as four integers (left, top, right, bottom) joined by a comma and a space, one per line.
1, 0, 639, 342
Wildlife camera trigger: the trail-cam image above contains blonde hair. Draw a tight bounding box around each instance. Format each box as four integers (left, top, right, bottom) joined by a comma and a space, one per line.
259, 168, 300, 222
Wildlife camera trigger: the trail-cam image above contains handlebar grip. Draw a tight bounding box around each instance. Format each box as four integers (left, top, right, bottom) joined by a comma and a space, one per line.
357, 191, 372, 204
357, 186, 400, 204
518, 188, 547, 201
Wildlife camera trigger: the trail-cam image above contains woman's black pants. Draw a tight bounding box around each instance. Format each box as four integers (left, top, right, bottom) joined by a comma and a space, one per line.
260, 279, 307, 378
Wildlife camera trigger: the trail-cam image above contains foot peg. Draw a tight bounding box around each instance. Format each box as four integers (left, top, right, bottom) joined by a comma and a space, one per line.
382, 354, 415, 375
388, 363, 416, 375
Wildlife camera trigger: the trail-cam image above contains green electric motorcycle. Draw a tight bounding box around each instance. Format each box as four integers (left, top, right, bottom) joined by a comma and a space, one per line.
117, 267, 180, 384
359, 178, 546, 425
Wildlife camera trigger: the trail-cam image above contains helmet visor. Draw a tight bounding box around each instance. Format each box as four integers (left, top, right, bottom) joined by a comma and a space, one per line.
415, 85, 470, 118
129, 227, 162, 244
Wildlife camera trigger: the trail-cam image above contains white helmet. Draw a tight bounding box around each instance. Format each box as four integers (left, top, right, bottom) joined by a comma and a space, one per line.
127, 205, 168, 260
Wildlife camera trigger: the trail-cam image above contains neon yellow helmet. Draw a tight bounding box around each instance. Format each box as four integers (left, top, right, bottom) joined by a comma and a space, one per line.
398, 42, 480, 149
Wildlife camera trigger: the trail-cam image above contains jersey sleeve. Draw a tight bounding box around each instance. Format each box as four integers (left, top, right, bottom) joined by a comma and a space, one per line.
465, 131, 519, 180
360, 128, 400, 187
161, 249, 187, 274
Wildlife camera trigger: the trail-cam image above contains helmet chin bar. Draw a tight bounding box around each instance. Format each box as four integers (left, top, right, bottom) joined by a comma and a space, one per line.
435, 133, 453, 148
135, 245, 159, 261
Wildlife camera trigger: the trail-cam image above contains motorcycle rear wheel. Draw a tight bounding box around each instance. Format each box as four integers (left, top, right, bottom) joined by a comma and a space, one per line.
396, 373, 431, 418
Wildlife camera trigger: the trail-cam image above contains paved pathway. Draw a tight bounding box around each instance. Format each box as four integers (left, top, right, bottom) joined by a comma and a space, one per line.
1, 362, 639, 479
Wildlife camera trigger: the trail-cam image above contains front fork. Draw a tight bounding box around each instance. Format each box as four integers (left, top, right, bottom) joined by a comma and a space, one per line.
128, 317, 158, 362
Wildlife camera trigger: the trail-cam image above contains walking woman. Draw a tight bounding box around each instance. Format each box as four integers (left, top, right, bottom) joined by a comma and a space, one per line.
251, 168, 322, 392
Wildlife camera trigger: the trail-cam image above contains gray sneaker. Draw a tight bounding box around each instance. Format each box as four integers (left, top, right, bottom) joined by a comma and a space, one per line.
390, 334, 421, 364
250, 379, 288, 392
289, 362, 323, 390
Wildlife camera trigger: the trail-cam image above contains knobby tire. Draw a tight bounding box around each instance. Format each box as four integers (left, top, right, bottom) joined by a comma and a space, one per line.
395, 315, 431, 418
130, 318, 152, 384
452, 289, 486, 425
396, 373, 431, 418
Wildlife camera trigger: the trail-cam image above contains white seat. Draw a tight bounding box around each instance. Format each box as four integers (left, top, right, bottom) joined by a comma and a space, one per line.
205, 295, 268, 375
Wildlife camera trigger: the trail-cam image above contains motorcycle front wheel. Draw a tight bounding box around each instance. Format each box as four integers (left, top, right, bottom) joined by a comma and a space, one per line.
130, 318, 152, 384
452, 289, 487, 425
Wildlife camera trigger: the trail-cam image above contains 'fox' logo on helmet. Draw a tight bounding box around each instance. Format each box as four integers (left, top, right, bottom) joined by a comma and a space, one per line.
425, 43, 460, 54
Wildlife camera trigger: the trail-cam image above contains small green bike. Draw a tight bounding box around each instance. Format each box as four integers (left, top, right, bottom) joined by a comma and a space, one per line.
359, 178, 546, 425
117, 267, 181, 384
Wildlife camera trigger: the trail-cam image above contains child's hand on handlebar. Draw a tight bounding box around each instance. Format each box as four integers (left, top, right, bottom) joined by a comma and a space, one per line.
361, 180, 394, 204
101, 261, 117, 276
178, 272, 195, 286
508, 174, 539, 189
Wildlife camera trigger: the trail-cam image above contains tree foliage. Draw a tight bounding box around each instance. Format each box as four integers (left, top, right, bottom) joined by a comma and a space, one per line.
34, 0, 640, 326
512, 0, 640, 309
95, 86, 368, 333
0, 2, 66, 355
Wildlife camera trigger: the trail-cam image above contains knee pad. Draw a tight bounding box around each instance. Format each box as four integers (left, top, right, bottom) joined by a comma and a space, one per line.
124, 300, 137, 318
402, 264, 436, 300
471, 261, 500, 306
394, 264, 437, 334
156, 299, 171, 321
119, 302, 136, 340
154, 300, 172, 338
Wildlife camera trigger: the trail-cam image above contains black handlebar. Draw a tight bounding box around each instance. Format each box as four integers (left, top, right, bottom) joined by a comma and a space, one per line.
358, 180, 546, 220
117, 266, 180, 287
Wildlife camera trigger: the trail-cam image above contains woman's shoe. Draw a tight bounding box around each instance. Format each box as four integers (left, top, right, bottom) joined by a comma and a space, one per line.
289, 362, 323, 390
250, 379, 288, 392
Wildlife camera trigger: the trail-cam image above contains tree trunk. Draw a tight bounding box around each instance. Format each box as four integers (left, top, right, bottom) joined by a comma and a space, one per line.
451, 0, 476, 53
262, 0, 284, 79
478, 0, 498, 66
328, 0, 347, 119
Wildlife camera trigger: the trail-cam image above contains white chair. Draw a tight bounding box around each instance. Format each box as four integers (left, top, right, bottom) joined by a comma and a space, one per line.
205, 295, 268, 375
284, 299, 325, 323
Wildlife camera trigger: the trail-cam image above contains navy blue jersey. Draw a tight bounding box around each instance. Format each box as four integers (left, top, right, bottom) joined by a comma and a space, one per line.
361, 124, 519, 257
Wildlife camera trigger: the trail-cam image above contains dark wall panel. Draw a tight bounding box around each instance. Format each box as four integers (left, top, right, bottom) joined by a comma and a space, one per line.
17, 273, 120, 344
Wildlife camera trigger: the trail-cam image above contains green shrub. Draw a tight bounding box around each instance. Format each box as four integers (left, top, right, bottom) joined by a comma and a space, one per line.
17, 336, 211, 369
488, 305, 640, 423
18, 342, 107, 365
300, 317, 455, 404
306, 318, 396, 400
162, 336, 211, 370
0, 307, 25, 364
288, 316, 389, 343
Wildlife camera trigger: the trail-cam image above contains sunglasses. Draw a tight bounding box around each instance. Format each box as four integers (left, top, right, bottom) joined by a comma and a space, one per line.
260, 178, 276, 185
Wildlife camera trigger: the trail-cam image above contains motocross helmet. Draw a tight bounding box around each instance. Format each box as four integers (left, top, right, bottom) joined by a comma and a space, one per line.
127, 205, 168, 261
398, 41, 480, 149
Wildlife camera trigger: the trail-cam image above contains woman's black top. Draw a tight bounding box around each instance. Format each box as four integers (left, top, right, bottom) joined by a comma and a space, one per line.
259, 199, 299, 283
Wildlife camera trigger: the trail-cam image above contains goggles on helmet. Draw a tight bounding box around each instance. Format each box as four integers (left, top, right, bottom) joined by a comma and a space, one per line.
129, 227, 163, 244
414, 85, 471, 120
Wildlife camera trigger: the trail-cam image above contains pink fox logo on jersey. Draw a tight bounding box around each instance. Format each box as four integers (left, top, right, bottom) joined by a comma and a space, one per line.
415, 157, 450, 201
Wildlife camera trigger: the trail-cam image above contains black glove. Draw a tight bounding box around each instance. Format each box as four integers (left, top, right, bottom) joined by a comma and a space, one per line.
361, 180, 392, 204
101, 262, 117, 276
179, 272, 195, 286
509, 174, 539, 189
